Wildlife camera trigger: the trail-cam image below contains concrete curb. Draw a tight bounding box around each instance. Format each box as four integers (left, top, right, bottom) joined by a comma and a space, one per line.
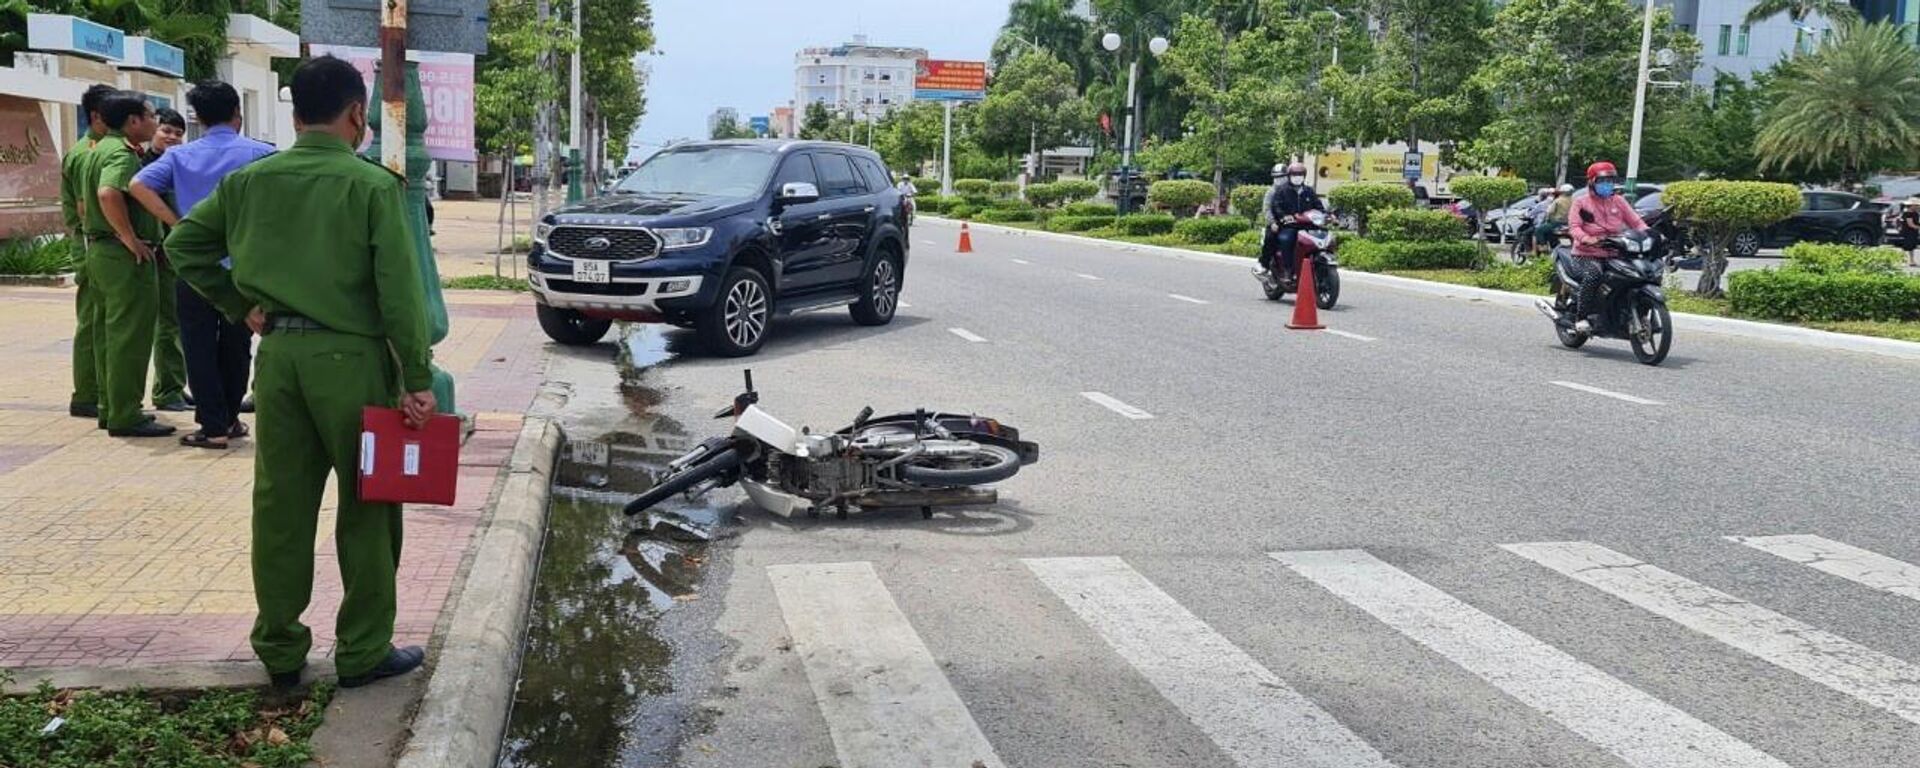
393, 383, 567, 768
0, 272, 76, 288
2, 659, 336, 693
942, 217, 1920, 363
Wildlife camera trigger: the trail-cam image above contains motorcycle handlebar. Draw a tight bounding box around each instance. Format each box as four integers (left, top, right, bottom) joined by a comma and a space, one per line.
623, 444, 745, 516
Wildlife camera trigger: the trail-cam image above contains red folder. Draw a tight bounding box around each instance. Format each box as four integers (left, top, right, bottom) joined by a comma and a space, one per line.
358, 406, 461, 506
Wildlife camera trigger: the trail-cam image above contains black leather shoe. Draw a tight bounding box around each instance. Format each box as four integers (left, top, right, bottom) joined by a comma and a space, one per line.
98, 413, 158, 430
108, 420, 178, 438
338, 645, 426, 688
68, 402, 98, 418
156, 400, 193, 412
268, 664, 305, 690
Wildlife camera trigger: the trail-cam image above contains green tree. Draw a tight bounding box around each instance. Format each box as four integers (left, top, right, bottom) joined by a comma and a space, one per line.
1160, 9, 1292, 205
1745, 0, 1858, 25
709, 113, 753, 140
799, 101, 835, 140
1331, 0, 1493, 153
1756, 21, 1920, 184
476, 0, 573, 156
580, 0, 654, 161
992, 0, 1095, 89
976, 51, 1094, 158
873, 101, 946, 172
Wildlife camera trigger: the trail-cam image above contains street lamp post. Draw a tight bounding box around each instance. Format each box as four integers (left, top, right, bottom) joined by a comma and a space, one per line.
1625, 0, 1655, 194
1102, 31, 1167, 215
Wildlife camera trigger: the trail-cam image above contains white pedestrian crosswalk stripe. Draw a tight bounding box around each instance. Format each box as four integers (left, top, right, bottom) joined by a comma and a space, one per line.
1275, 549, 1792, 768
1506, 541, 1920, 726
767, 562, 1005, 768
1729, 534, 1920, 602
1026, 556, 1397, 768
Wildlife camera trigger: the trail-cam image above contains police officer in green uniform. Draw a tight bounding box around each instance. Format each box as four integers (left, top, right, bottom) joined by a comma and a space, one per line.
84, 92, 173, 437
144, 106, 190, 413
59, 84, 116, 420
168, 56, 434, 688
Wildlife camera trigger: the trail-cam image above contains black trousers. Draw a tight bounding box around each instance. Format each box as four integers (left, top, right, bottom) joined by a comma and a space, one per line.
1566, 257, 1604, 320
1261, 227, 1301, 276
176, 279, 252, 435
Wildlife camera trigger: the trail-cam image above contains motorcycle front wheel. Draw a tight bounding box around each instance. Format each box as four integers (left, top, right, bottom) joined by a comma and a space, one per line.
899, 443, 1023, 486
1314, 266, 1340, 310
1631, 297, 1673, 366
1509, 237, 1530, 265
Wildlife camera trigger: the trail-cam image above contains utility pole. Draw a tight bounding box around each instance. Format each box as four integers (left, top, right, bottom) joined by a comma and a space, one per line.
567, 0, 584, 203
1625, 0, 1655, 195
940, 100, 953, 196
378, 0, 406, 177
533, 0, 552, 221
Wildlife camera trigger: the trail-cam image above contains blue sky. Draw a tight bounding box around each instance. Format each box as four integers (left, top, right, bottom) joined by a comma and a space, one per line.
628, 0, 1007, 161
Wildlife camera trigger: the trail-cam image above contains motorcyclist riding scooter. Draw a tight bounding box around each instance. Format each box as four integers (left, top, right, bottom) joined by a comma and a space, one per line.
1540, 162, 1646, 334
1257, 161, 1324, 284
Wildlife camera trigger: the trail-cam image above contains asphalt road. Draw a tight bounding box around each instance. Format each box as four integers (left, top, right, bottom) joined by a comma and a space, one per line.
563, 218, 1920, 768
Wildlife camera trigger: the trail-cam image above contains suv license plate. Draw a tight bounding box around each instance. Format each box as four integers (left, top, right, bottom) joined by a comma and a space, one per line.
571, 259, 610, 284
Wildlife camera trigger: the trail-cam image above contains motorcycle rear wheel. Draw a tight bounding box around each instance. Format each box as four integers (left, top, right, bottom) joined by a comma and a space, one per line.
899, 443, 1022, 486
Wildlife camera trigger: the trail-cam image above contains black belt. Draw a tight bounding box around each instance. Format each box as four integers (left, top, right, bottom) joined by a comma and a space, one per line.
265, 314, 329, 333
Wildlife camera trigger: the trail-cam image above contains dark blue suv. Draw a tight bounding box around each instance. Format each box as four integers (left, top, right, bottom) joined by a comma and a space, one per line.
528, 140, 910, 356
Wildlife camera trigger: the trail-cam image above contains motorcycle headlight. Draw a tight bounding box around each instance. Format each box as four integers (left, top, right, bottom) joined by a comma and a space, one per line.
654, 227, 714, 250
533, 221, 554, 245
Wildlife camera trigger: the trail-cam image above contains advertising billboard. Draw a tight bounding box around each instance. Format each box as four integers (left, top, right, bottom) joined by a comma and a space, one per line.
308, 44, 476, 162
913, 60, 986, 102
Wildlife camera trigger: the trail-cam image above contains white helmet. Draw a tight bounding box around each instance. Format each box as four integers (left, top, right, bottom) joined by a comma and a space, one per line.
1557, 183, 1575, 194
1271, 163, 1288, 178
1538, 187, 1553, 197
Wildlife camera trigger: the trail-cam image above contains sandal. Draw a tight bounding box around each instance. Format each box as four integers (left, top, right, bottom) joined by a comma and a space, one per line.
180, 431, 230, 450
228, 421, 250, 439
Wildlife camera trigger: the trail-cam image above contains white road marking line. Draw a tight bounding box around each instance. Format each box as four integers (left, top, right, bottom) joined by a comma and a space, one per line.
1168, 293, 1211, 305
1079, 391, 1153, 420
1548, 380, 1662, 406
897, 301, 913, 309
948, 327, 987, 343
1506, 541, 1920, 725
1324, 329, 1377, 342
1276, 550, 1791, 768
920, 239, 937, 246
1730, 535, 1920, 602
769, 562, 1005, 768
1027, 557, 1395, 768
1076, 273, 1104, 281
1010, 258, 1031, 265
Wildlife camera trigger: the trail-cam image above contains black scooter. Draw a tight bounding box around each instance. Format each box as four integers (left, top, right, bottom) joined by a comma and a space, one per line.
1535, 226, 1675, 366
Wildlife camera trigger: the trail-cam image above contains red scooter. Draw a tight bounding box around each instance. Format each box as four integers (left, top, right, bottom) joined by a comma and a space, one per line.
1256, 209, 1342, 309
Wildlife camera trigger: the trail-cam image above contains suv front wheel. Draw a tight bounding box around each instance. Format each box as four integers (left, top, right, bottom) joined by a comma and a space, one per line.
536, 304, 613, 346
698, 266, 772, 357
850, 249, 901, 326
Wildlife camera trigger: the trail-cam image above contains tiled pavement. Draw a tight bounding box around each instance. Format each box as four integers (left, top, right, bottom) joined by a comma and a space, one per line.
0, 285, 551, 671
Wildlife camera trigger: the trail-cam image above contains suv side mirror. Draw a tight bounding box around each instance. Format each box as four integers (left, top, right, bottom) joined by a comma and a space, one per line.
778, 182, 820, 206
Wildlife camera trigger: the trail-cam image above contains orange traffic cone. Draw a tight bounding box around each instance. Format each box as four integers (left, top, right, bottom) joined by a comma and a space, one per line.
1286, 254, 1325, 330
957, 222, 974, 253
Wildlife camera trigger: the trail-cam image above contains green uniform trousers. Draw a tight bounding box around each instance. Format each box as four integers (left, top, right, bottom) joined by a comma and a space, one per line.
249, 329, 403, 679
87, 240, 157, 430
69, 242, 98, 408
150, 258, 186, 407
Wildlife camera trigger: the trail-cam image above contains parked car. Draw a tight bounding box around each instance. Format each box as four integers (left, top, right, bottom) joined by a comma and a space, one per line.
526, 139, 910, 356
1727, 190, 1885, 257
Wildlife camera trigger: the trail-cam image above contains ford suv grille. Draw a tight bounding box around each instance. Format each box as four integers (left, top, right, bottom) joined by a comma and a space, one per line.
549, 226, 660, 261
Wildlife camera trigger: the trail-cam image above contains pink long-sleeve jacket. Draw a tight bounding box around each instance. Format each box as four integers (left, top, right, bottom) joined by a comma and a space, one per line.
1570, 193, 1647, 259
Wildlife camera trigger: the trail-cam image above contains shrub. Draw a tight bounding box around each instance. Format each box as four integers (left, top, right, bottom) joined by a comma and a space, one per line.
1449, 176, 1529, 231
1665, 180, 1801, 295
916, 195, 951, 214
989, 181, 1020, 198
946, 202, 977, 220
1048, 214, 1117, 232
0, 236, 74, 275
953, 178, 992, 196
1116, 214, 1177, 236
959, 194, 993, 209
1230, 185, 1268, 221
1054, 179, 1099, 203
1222, 228, 1266, 258
1340, 238, 1480, 271
1783, 242, 1906, 275
1062, 201, 1118, 216
1025, 182, 1064, 207
1466, 259, 1554, 293
1174, 216, 1254, 244
1327, 182, 1416, 237
985, 197, 1033, 211
910, 176, 938, 192
1370, 208, 1465, 243
1728, 269, 1920, 322
1147, 179, 1215, 216
975, 207, 1038, 223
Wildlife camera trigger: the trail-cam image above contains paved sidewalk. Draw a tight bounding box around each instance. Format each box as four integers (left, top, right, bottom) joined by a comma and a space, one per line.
0, 284, 549, 675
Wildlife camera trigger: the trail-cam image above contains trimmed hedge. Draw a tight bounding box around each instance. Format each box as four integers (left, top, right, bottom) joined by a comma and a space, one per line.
1062, 201, 1118, 216
910, 176, 937, 191
946, 203, 977, 220
1025, 182, 1064, 207
1148, 179, 1215, 214
1783, 242, 1906, 275
1370, 209, 1466, 243
1048, 214, 1116, 232
953, 178, 992, 196
1327, 182, 1416, 236
1222, 228, 1265, 257
985, 197, 1032, 211
916, 195, 953, 213
1729, 270, 1920, 322
1450, 176, 1529, 220
975, 207, 1039, 223
1116, 214, 1177, 236
1230, 184, 1267, 220
1054, 179, 1099, 203
1174, 216, 1254, 244
1340, 238, 1480, 271
989, 181, 1020, 198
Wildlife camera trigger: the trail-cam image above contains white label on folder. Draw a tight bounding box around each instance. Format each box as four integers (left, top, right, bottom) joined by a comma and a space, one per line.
360, 431, 376, 476
403, 442, 421, 476
570, 439, 609, 467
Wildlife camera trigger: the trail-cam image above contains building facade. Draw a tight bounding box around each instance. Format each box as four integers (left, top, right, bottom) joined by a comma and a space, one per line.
1662, 0, 1905, 87
792, 35, 927, 121
707, 106, 740, 137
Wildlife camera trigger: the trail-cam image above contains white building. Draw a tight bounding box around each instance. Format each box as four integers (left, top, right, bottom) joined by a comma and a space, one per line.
707, 106, 740, 136
221, 13, 300, 148
793, 35, 927, 120
1661, 0, 1852, 87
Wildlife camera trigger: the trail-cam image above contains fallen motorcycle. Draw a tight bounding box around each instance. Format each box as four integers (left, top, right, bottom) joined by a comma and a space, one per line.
623, 371, 1039, 519
1255, 209, 1341, 309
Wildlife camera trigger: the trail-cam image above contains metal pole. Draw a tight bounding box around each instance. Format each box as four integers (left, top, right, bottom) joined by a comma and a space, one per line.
378, 0, 406, 176
533, 0, 551, 221
567, 0, 583, 202
1625, 0, 1655, 194
1120, 56, 1139, 214
940, 100, 953, 196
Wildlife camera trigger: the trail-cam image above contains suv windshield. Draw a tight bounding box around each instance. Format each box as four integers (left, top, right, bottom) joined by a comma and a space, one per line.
617, 147, 777, 198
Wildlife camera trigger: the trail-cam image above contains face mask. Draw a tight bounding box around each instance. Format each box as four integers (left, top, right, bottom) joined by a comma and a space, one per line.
1594, 181, 1617, 197
1288, 175, 1306, 186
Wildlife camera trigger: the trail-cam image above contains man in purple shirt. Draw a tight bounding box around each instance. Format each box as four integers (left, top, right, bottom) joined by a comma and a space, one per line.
131, 80, 275, 448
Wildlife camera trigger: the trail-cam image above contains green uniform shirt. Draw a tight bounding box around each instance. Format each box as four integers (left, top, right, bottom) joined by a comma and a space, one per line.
81, 132, 163, 242
166, 131, 432, 392
60, 131, 102, 241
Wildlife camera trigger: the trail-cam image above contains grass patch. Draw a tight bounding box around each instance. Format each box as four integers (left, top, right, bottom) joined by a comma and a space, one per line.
0, 236, 74, 275
0, 675, 335, 768
1807, 320, 1920, 342
444, 274, 530, 292
496, 235, 533, 254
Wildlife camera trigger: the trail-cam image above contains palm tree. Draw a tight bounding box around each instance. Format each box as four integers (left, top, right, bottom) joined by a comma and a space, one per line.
1744, 0, 1859, 26
1756, 21, 1920, 184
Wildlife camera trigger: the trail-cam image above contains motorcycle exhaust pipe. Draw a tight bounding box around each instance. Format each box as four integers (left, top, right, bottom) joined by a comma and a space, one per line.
1533, 298, 1562, 322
